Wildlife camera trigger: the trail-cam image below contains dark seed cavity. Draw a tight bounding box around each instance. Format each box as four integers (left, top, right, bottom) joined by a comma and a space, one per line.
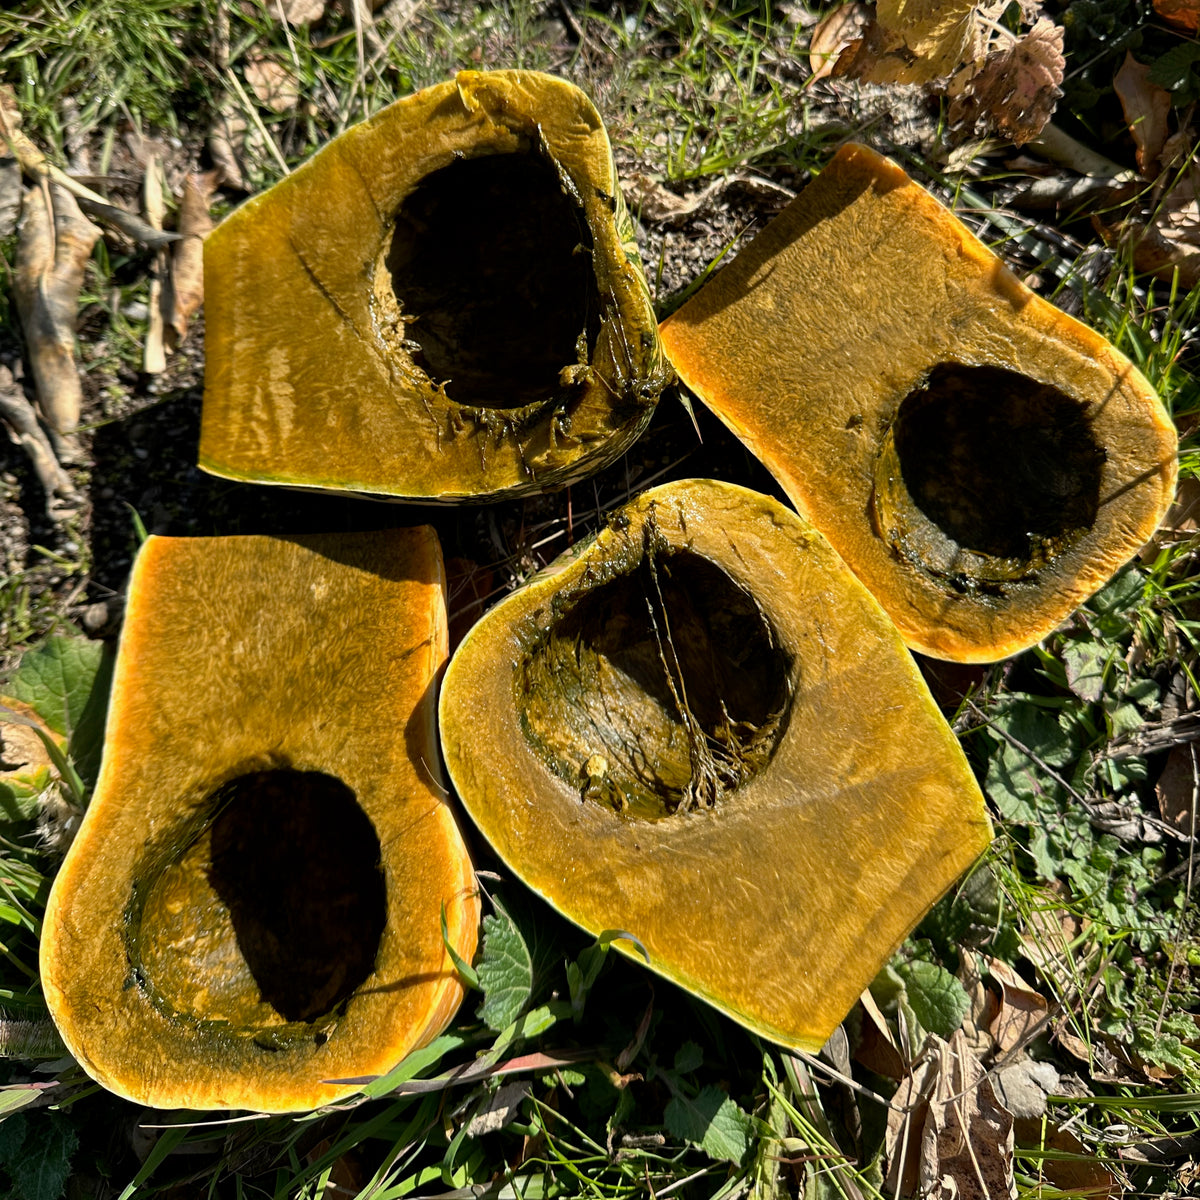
520, 526, 792, 820
872, 363, 1105, 587
387, 150, 601, 410
132, 769, 386, 1029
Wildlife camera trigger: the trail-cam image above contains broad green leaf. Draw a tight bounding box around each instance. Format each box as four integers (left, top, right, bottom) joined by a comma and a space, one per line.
664, 1085, 754, 1163
674, 1041, 704, 1075
477, 902, 533, 1033
1060, 639, 1110, 703
894, 960, 969, 1039
0, 773, 48, 824
5, 637, 114, 792
1150, 41, 1200, 92
0, 1111, 78, 1200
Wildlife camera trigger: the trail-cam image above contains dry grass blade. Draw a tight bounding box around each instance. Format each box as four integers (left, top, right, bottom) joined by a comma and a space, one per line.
14, 181, 101, 435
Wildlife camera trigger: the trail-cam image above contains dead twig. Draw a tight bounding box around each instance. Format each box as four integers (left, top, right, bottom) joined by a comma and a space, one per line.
0, 366, 81, 519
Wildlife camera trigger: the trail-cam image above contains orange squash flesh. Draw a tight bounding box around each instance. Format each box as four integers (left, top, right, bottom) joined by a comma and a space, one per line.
40, 530, 479, 1112
439, 478, 993, 1052
659, 144, 1177, 663
201, 69, 668, 502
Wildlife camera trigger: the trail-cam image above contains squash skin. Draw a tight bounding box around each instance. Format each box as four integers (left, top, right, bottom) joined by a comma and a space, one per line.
200, 70, 669, 502
439, 478, 992, 1052
658, 144, 1178, 663
40, 530, 479, 1113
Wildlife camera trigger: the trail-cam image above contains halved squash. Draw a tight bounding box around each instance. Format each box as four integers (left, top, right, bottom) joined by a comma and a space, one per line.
659, 144, 1177, 662
40, 529, 479, 1112
438, 478, 992, 1051
201, 70, 669, 502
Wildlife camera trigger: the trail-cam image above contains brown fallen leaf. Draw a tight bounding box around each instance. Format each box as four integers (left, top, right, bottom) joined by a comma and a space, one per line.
278, 0, 326, 22
0, 155, 20, 239
948, 18, 1065, 145
836, 0, 980, 86
14, 182, 101, 434
957, 953, 999, 1059
886, 1032, 1017, 1200
208, 105, 247, 191
244, 55, 300, 114
1094, 153, 1200, 289
143, 156, 168, 376
809, 2, 872, 84
1013, 1117, 1122, 1197
988, 957, 1051, 1053
1156, 742, 1198, 835
1154, 0, 1200, 31
854, 987, 906, 1079
1114, 53, 1172, 177
166, 170, 218, 346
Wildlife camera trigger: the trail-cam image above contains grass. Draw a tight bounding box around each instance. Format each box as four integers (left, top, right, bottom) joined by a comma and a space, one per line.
1, 0, 1200, 1196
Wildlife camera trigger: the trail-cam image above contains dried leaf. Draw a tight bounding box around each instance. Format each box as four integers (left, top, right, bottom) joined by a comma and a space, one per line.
1094, 159, 1200, 289
244, 56, 300, 114
1154, 0, 1200, 31
837, 0, 980, 86
922, 1032, 1017, 1200
809, 3, 871, 83
1114, 53, 1172, 177
464, 1080, 531, 1138
1156, 742, 1198, 835
949, 18, 1065, 145
14, 182, 101, 434
886, 1032, 1017, 1199
166, 170, 218, 346
208, 107, 247, 191
626, 172, 708, 224
0, 156, 20, 239
956, 954, 999, 1059
988, 957, 1050, 1053
855, 988, 907, 1079
278, 0, 326, 22
1013, 1118, 1121, 1198
144, 156, 168, 375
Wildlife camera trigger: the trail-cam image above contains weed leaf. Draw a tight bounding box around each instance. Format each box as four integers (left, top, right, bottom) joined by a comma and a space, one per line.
477, 901, 533, 1033
895, 960, 970, 1038
0, 1111, 78, 1200
5, 636, 113, 792
665, 1084, 754, 1163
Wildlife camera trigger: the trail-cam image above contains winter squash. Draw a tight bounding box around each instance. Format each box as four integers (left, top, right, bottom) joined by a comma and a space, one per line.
201, 70, 669, 502
438, 478, 992, 1051
658, 144, 1177, 662
40, 529, 478, 1112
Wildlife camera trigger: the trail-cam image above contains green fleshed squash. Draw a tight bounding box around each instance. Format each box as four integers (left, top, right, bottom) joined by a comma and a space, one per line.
439, 478, 992, 1051
41, 529, 479, 1112
201, 70, 669, 502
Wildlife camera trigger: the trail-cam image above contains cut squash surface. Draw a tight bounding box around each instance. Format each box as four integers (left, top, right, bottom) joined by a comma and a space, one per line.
41, 529, 478, 1112
659, 144, 1177, 662
201, 69, 668, 502
439, 478, 992, 1051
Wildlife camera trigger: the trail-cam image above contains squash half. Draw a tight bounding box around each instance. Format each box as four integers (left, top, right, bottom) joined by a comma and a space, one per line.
659, 144, 1177, 662
201, 70, 669, 502
40, 530, 479, 1112
439, 478, 992, 1051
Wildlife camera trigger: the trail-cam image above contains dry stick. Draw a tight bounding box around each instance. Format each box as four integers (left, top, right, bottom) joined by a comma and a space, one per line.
1155, 742, 1198, 1038
0, 366, 81, 517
